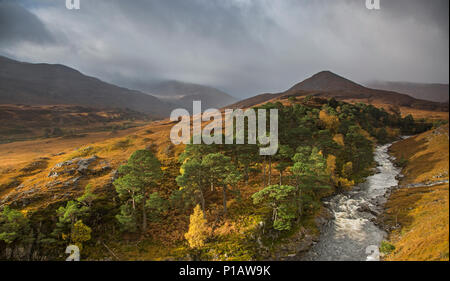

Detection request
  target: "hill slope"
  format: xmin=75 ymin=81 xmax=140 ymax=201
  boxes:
xmin=0 ymin=56 xmax=171 ymax=117
xmin=0 ymin=104 xmax=150 ymax=143
xmin=230 ymin=71 xmax=448 ymax=113
xmin=366 ymin=81 xmax=449 ymax=103
xmin=383 ymin=125 xmax=449 ymax=261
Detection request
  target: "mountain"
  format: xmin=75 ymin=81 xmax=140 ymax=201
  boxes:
xmin=230 ymin=71 xmax=448 ymax=112
xmin=0 ymin=56 xmax=171 ymax=117
xmin=288 ymin=71 xmax=366 ymax=93
xmin=144 ymin=80 xmax=238 ymax=109
xmin=365 ymin=81 xmax=449 ymax=103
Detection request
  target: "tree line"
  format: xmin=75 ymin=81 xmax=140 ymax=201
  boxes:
xmin=0 ymin=98 xmax=435 ymax=259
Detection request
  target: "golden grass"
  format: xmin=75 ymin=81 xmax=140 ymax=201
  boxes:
xmin=1 ymin=100 xmax=447 ymax=260
xmin=384 ymin=184 xmax=449 ymax=261
xmin=390 ymin=124 xmax=449 ymax=185
xmin=0 ymin=118 xmax=180 ymax=212
xmin=384 ymin=124 xmax=449 ymax=261
xmin=0 ymin=126 xmax=143 ymax=169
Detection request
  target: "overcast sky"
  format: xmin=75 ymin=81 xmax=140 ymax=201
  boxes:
xmin=0 ymin=0 xmax=448 ymax=98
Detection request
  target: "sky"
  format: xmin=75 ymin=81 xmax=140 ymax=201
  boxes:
xmin=0 ymin=0 xmax=448 ymax=98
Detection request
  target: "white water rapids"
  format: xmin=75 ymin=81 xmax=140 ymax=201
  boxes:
xmin=300 ymin=143 xmax=401 ymax=261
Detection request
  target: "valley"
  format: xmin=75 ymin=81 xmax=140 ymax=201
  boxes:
xmin=0 ymin=104 xmax=151 ymax=144
xmin=0 ymin=0 xmax=448 ymax=272
xmin=0 ymin=59 xmax=448 ymax=261
xmin=1 ymin=90 xmax=447 ymax=261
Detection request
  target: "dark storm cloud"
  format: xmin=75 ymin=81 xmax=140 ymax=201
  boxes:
xmin=0 ymin=0 xmax=448 ymax=98
xmin=382 ymin=0 xmax=449 ymax=32
xmin=0 ymin=0 xmax=54 ymax=48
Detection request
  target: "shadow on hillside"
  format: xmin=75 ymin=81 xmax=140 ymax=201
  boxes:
xmin=393 ymin=136 xmax=444 ymax=184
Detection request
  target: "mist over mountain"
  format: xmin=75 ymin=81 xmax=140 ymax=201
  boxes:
xmin=0 ymin=56 xmax=239 ymax=115
xmin=0 ymin=56 xmax=172 ymax=117
xmin=144 ymin=80 xmax=238 ymax=109
xmin=365 ymin=81 xmax=449 ymax=103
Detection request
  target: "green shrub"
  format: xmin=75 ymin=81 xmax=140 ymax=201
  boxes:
xmin=380 ymin=241 xmax=396 ymax=254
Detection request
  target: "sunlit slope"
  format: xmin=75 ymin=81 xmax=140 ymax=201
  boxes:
xmin=0 ymin=119 xmax=178 ymax=212
xmin=229 ymin=71 xmax=449 ymax=121
xmin=390 ymin=124 xmax=449 ymax=185
xmin=384 ymin=125 xmax=449 ymax=261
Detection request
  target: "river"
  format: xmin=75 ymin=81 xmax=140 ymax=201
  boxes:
xmin=300 ymin=143 xmax=400 ymax=261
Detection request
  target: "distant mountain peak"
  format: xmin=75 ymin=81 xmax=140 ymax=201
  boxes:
xmin=288 ymin=71 xmax=365 ymax=93
xmin=231 ymin=70 xmax=448 ymax=112
xmin=311 ymin=70 xmax=338 ymax=77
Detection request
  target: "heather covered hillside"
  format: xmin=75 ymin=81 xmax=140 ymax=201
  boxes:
xmin=0 ymin=97 xmax=438 ymax=261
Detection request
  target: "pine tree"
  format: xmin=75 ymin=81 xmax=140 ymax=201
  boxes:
xmin=114 ymin=150 xmax=163 ymax=233
xmin=177 ymin=152 xmax=241 ymax=216
xmin=201 ymin=153 xmax=241 ymax=215
xmin=0 ymin=206 xmax=32 ymax=244
xmin=145 ymin=192 xmax=168 ymax=221
xmin=52 ymin=185 xmax=96 ymax=241
xmin=275 ymin=145 xmax=293 ymax=185
xmin=176 ymin=158 xmax=208 ymax=214
xmin=291 ymin=146 xmax=331 ymax=217
xmin=252 ymin=185 xmax=297 ymax=231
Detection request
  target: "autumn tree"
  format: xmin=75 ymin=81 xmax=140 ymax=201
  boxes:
xmin=71 ymin=220 xmax=92 ymax=250
xmin=185 ymin=205 xmax=209 ymax=249
xmin=342 ymin=162 xmax=353 ymax=179
xmin=114 ymin=150 xmax=162 ymax=233
xmin=319 ymin=109 xmax=340 ymax=133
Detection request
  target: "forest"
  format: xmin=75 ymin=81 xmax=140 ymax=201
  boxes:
xmin=0 ymin=97 xmax=435 ymax=260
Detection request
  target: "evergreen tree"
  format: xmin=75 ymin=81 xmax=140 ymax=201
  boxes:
xmin=176 ymin=158 xmax=208 ymax=214
xmin=202 ymin=153 xmax=241 ymax=215
xmin=52 ymin=185 xmax=96 ymax=241
xmin=291 ymin=146 xmax=331 ymax=217
xmin=0 ymin=206 xmax=32 ymax=245
xmin=145 ymin=192 xmax=168 ymax=221
xmin=275 ymin=145 xmax=293 ymax=185
xmin=252 ymin=185 xmax=297 ymax=231
xmin=114 ymin=150 xmax=163 ymax=233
